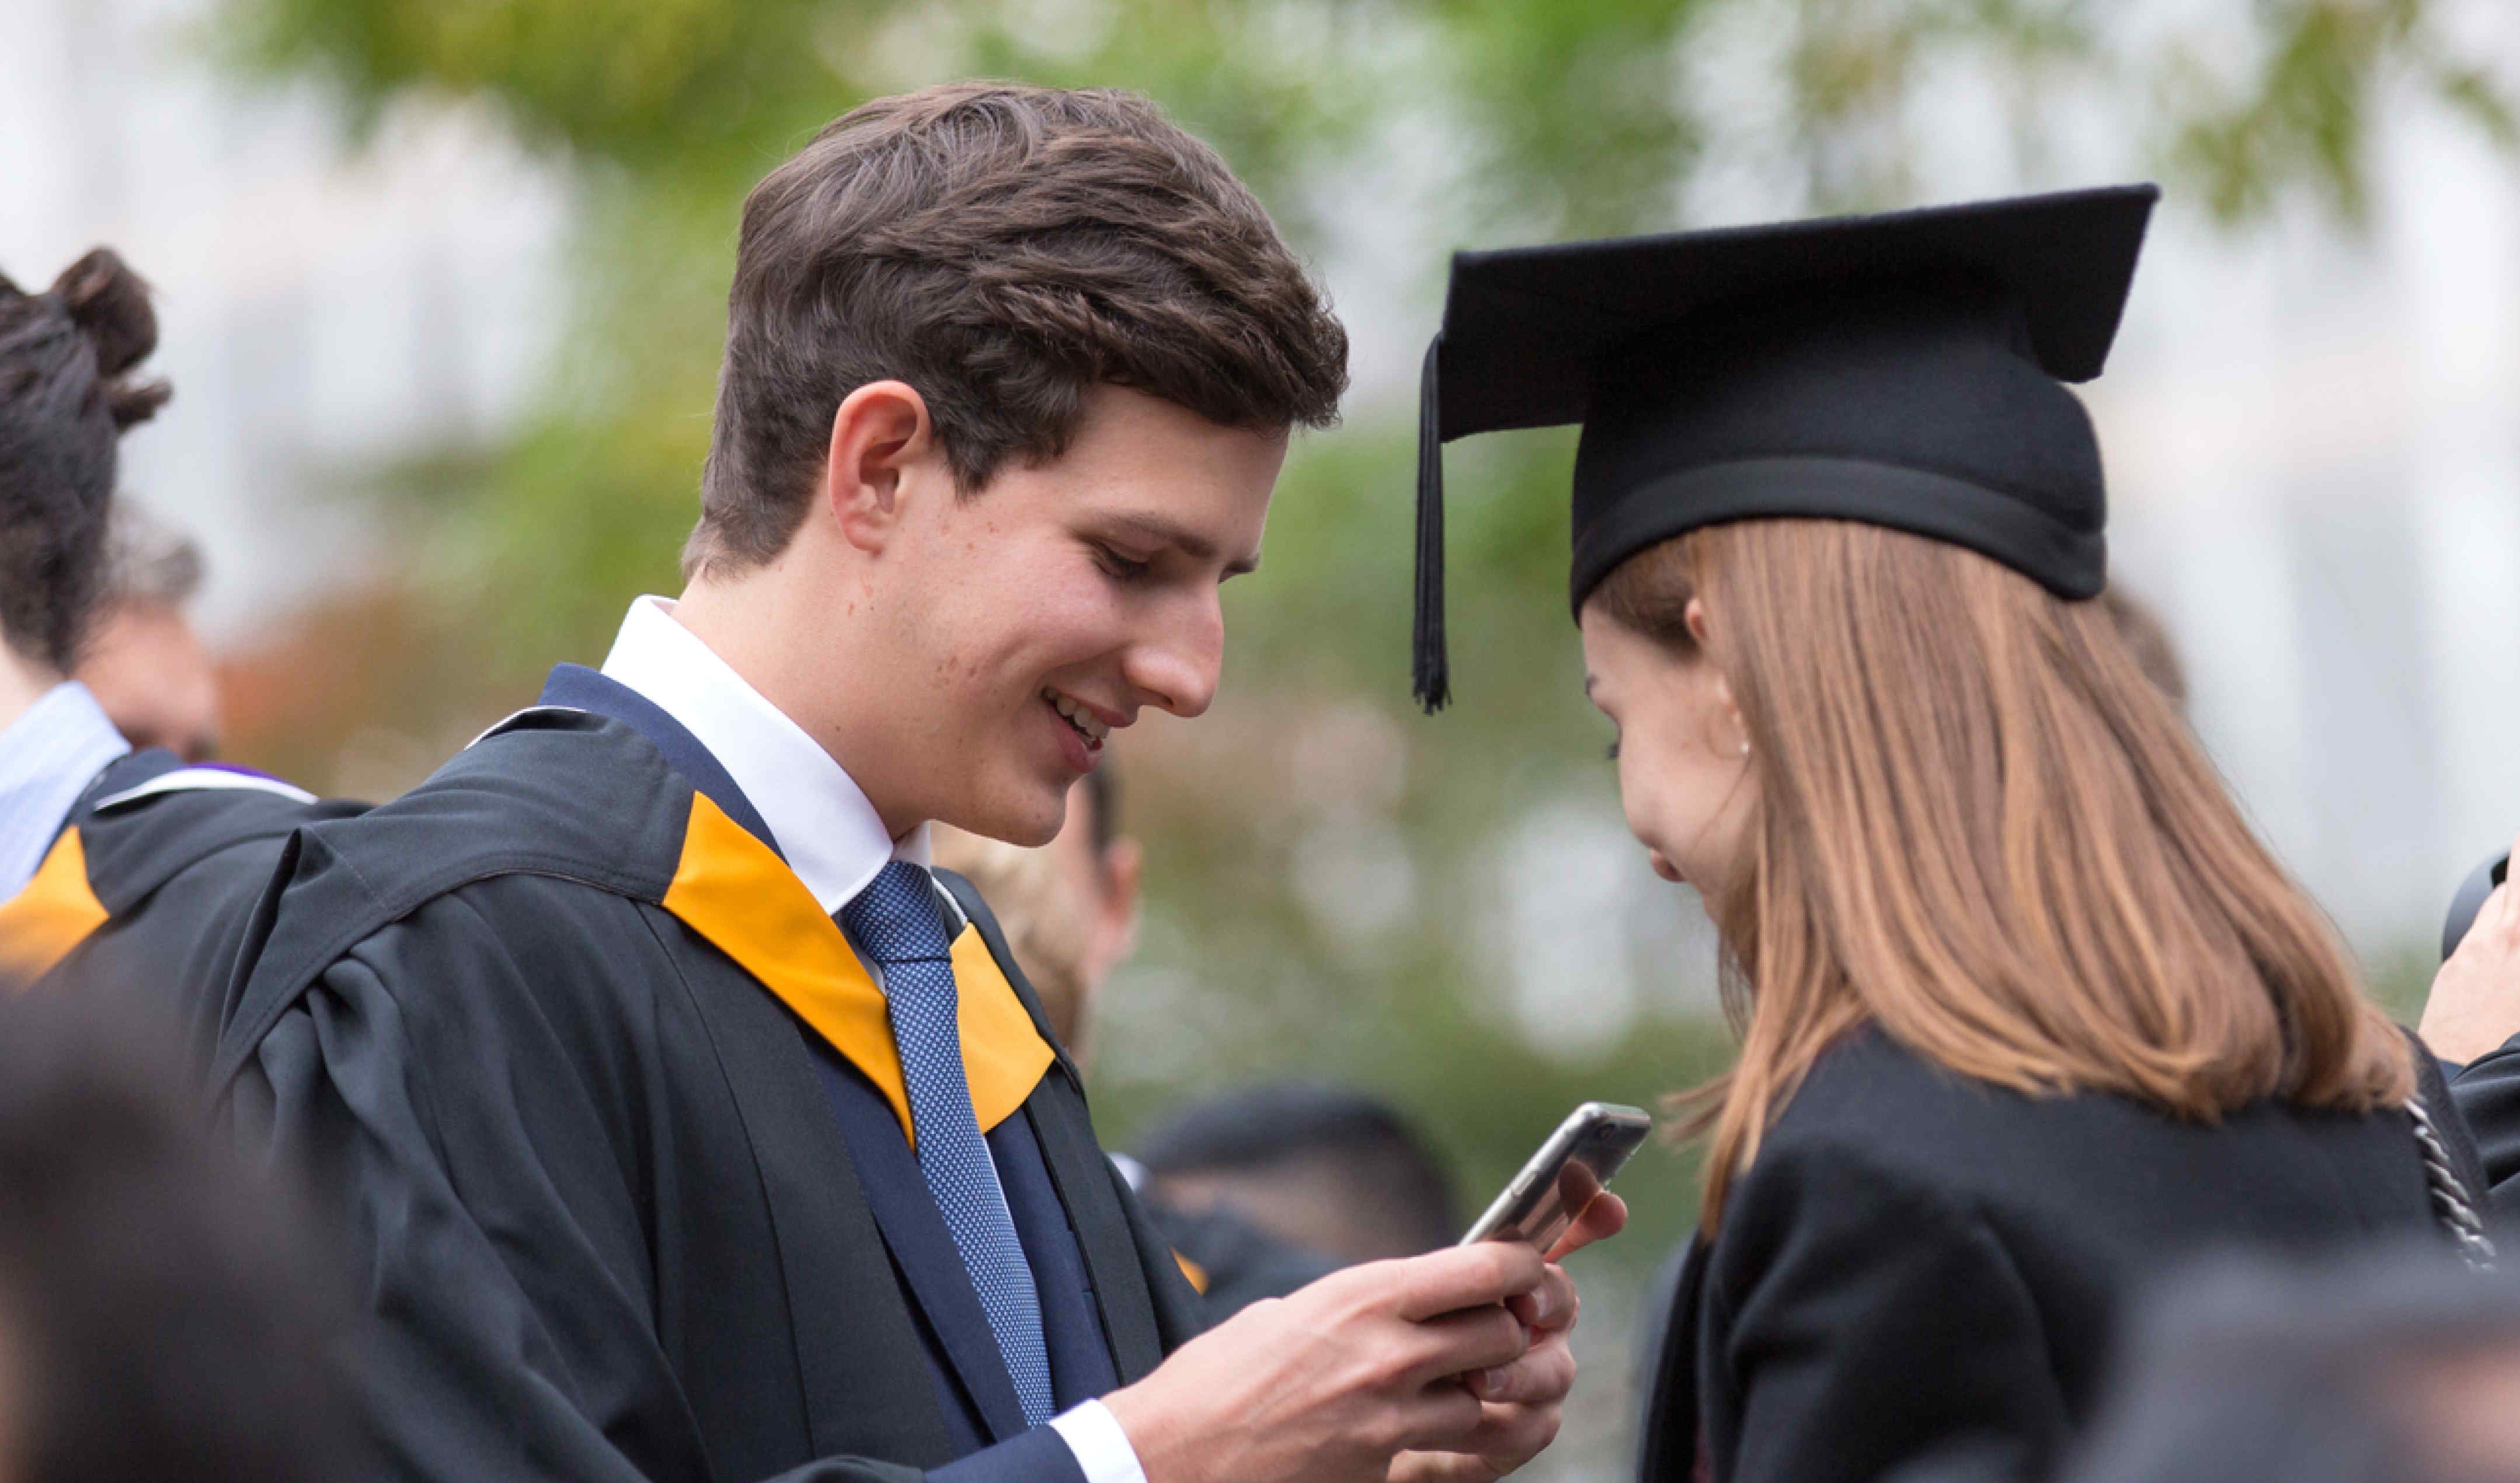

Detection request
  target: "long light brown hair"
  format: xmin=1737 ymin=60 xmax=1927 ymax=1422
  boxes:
xmin=1592 ymin=519 xmax=2413 ymax=1231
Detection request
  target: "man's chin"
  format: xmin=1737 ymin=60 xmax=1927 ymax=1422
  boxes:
xmin=935 ymin=784 xmax=1067 ymax=850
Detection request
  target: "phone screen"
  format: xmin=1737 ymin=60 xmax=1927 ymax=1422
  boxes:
xmin=1460 ymin=1103 xmax=1651 ymax=1250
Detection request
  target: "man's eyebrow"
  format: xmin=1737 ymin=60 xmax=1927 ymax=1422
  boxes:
xmin=1104 ymin=514 xmax=1260 ymax=576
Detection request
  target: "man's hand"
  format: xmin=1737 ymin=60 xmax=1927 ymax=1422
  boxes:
xmin=1102 ymin=1241 xmax=1544 ymax=1483
xmin=1388 ymin=1190 xmax=1630 ymax=1483
xmin=2424 ymin=829 xmax=2520 ymax=1065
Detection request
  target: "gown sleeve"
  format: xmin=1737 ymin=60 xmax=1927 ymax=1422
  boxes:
xmin=2449 ymin=1035 xmax=2520 ymax=1216
xmin=1704 ymin=1139 xmax=2070 ymax=1483
xmin=222 ymin=892 xmax=1085 ymax=1483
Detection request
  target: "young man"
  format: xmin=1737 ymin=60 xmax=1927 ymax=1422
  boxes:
xmin=210 ymin=84 xmax=1621 ymax=1483
xmin=0 ymin=250 xmax=354 ymax=1041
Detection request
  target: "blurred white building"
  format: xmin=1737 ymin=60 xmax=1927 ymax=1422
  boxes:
xmin=0 ymin=0 xmax=569 ymax=638
xmin=2100 ymin=97 xmax=2520 ymax=945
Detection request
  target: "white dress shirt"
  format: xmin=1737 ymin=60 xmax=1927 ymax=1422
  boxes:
xmin=0 ymin=681 xmax=129 ymax=900
xmin=594 ymin=597 xmax=1147 ymax=1483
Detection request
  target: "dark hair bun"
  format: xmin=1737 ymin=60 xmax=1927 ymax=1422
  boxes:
xmin=0 ymin=246 xmax=172 ymax=669
xmin=54 ymin=248 xmax=157 ymax=376
xmin=50 ymin=249 xmax=170 ymax=428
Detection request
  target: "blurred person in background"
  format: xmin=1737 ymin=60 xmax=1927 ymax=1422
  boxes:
xmin=1418 ymin=186 xmax=2480 ymax=1483
xmin=0 ymin=250 xmax=354 ymax=1051
xmin=0 ymin=987 xmax=356 ymax=1483
xmin=935 ymin=773 xmax=1447 ymax=1320
xmin=207 ymin=82 xmax=1620 ymax=1483
xmin=2420 ymin=828 xmax=2520 ymax=1219
xmin=2063 ymin=1251 xmax=2520 ymax=1483
xmin=930 ymin=765 xmax=1141 ymax=1063
xmin=0 ymin=250 xmax=170 ymax=901
xmin=1133 ymin=1085 xmax=1459 ymax=1317
xmin=74 ymin=503 xmax=219 ymax=763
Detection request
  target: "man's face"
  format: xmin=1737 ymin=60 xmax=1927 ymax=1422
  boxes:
xmin=874 ymin=387 xmax=1285 ymax=845
xmin=75 ymin=603 xmax=220 ymax=762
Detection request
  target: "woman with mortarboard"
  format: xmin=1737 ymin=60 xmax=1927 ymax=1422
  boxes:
xmin=1415 ymin=187 xmax=2491 ymax=1483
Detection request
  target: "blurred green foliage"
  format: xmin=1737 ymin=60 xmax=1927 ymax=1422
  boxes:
xmin=211 ymin=2 xmax=2511 ymax=1473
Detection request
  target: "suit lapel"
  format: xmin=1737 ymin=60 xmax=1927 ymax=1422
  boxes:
xmin=670 ymin=939 xmax=963 ymax=1466
xmin=815 ymin=1051 xmax=1033 ymax=1443
xmin=1024 ymin=1078 xmax=1167 ymax=1381
xmin=936 ymin=869 xmax=1168 ymax=1382
xmin=593 ymin=700 xmax=1056 ymax=1444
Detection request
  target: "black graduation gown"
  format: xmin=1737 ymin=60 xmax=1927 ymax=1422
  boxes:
xmin=206 ymin=706 xmax=1203 ymax=1483
xmin=0 ymin=750 xmax=360 ymax=1054
xmin=1634 ymin=1029 xmax=2463 ymax=1483
xmin=2442 ymin=1025 xmax=2520 ymax=1223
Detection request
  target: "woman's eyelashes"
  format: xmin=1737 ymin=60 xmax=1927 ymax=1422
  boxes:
xmin=1606 ymin=737 xmax=1621 ymax=761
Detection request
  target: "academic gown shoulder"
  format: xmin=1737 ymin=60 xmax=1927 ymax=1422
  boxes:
xmin=0 ymin=750 xmax=361 ymax=1058
xmin=208 ymin=711 xmax=1201 ymax=1483
xmin=1640 ymin=1028 xmax=2454 ymax=1483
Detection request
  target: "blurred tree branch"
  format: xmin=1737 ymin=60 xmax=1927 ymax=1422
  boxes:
xmin=209 ymin=0 xmax=2520 ymax=660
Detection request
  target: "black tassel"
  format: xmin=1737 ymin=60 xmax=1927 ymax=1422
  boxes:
xmin=1412 ymin=335 xmax=1450 ymax=712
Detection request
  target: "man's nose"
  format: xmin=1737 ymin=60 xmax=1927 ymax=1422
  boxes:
xmin=1125 ymin=594 xmax=1224 ymax=719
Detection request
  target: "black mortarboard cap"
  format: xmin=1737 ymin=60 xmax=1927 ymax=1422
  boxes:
xmin=1412 ymin=183 xmax=2159 ymax=711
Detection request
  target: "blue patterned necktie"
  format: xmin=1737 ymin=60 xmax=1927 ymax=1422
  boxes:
xmin=840 ymin=861 xmax=1055 ymax=1428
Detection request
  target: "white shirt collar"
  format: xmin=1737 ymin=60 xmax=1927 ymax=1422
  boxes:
xmin=597 ymin=596 xmax=927 ymax=914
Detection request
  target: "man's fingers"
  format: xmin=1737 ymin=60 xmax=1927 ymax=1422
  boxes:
xmin=1391 ymin=1444 xmax=1509 ymax=1483
xmin=1393 ymin=1377 xmax=1488 ymax=1452
xmin=1409 ymin=1303 xmax=1529 ymax=1383
xmin=1505 ymin=1265 xmax=1578 ymax=1331
xmin=1546 ymin=1190 xmax=1629 ymax=1262
xmin=1403 ymin=1398 xmax=1564 ymax=1472
xmin=1466 ymin=1328 xmax=1575 ymax=1406
xmin=1389 ymin=1242 xmax=1546 ymax=1320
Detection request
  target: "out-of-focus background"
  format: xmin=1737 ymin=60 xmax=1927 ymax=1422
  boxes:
xmin=7 ymin=1 xmax=2519 ymax=1475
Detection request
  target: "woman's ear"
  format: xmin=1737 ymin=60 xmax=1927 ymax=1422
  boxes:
xmin=1683 ymin=595 xmax=1714 ymax=649
xmin=824 ymin=380 xmax=937 ymax=554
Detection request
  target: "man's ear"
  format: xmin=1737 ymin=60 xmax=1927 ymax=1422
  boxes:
xmin=823 ymin=380 xmax=937 ymax=555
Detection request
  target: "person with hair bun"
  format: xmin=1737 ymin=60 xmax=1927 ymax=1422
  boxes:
xmin=1416 ymin=188 xmax=2481 ymax=1483
xmin=0 ymin=247 xmax=171 ymax=893
xmin=0 ymin=249 xmax=357 ymax=1049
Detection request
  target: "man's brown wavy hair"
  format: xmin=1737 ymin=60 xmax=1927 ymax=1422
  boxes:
xmin=687 ymin=81 xmax=1349 ymax=577
xmin=1590 ymin=519 xmax=2414 ymax=1231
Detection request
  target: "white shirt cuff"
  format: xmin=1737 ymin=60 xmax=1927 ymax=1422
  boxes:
xmin=1048 ymin=1399 xmax=1148 ymax=1483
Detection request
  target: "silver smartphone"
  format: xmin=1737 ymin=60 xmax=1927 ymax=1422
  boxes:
xmin=1459 ymin=1102 xmax=1652 ymax=1249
